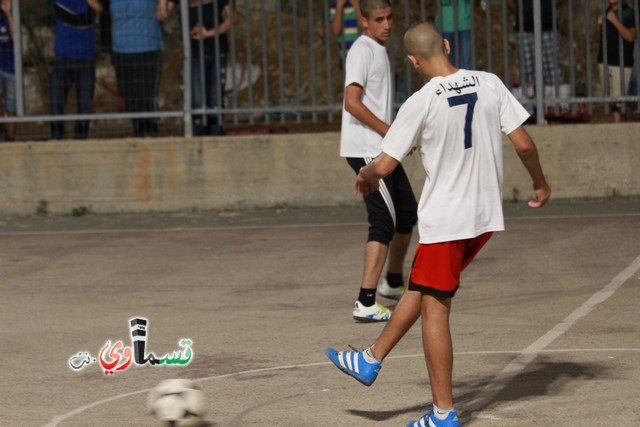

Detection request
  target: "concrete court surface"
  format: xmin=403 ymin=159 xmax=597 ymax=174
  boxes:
xmin=1 ymin=199 xmax=639 ymax=427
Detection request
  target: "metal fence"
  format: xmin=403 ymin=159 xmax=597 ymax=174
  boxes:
xmin=1 ymin=0 xmax=638 ymax=141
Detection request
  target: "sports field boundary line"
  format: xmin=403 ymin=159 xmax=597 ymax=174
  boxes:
xmin=464 ymin=253 xmax=640 ymax=418
xmin=43 ymin=347 xmax=640 ymax=426
xmin=5 ymin=210 xmax=640 ymax=237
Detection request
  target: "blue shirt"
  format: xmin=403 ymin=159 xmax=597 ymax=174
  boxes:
xmin=52 ymin=0 xmax=97 ymax=59
xmin=110 ymin=0 xmax=163 ymax=53
xmin=0 ymin=14 xmax=14 ymax=73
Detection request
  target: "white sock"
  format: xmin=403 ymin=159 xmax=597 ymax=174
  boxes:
xmin=362 ymin=347 xmax=380 ymax=364
xmin=433 ymin=404 xmax=453 ymax=420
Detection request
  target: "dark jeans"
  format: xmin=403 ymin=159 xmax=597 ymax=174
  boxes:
xmin=113 ymin=50 xmax=162 ymax=137
xmin=49 ymin=57 xmax=96 ymax=139
xmin=192 ymin=53 xmax=227 ymax=136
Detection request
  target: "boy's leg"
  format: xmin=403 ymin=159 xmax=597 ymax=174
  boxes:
xmin=352 ymin=240 xmax=393 ymax=321
xmin=346 ymin=157 xmax=395 ymax=321
xmin=1 ymin=72 xmax=16 ymax=140
xmin=74 ymin=59 xmax=96 ymax=139
xmin=191 ymin=56 xmax=207 ymax=135
xmin=370 ymin=288 xmax=421 ymax=360
xmin=325 ymin=288 xmax=421 ymax=385
xmin=421 ymin=294 xmax=454 ymax=409
xmin=380 ymin=163 xmax=417 ymax=297
xmin=361 ymin=241 xmax=388 ymax=289
xmin=49 ymin=60 xmax=70 ymax=139
xmin=389 ymin=165 xmax=417 ymax=274
xmin=386 ymin=231 xmax=411 ymax=274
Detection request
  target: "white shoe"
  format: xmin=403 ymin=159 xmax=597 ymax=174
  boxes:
xmin=353 ymin=301 xmax=392 ymax=322
xmin=377 ymin=277 xmax=405 ymax=300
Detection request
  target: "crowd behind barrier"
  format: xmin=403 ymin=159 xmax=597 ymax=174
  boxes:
xmin=0 ymin=0 xmax=637 ymax=142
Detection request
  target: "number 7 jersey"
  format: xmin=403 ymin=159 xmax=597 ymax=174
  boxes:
xmin=382 ymin=69 xmax=530 ymax=244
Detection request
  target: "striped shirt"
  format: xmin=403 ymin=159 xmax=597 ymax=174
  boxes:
xmin=329 ymin=1 xmax=360 ymax=52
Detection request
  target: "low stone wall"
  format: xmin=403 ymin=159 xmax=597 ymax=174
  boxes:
xmin=0 ymin=123 xmax=638 ymax=215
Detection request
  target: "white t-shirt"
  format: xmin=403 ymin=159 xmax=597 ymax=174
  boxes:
xmin=340 ymin=35 xmax=393 ymax=158
xmin=382 ymin=70 xmax=530 ymax=244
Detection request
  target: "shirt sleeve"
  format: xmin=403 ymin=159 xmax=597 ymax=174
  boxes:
xmin=343 ymin=41 xmax=370 ymax=89
xmin=381 ymin=92 xmax=424 ymax=161
xmin=495 ymin=74 xmax=530 ymax=135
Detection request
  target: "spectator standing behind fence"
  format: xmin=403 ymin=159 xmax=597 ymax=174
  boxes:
xmin=507 ymin=0 xmax=565 ymax=111
xmin=110 ymin=0 xmax=168 ymax=137
xmin=0 ymin=0 xmax=15 ymax=142
xmin=330 ymin=0 xmax=361 ymax=68
xmin=598 ymin=0 xmax=636 ymax=122
xmin=50 ymin=0 xmax=102 ymax=140
xmin=161 ymin=0 xmax=236 ymax=136
xmin=432 ymin=0 xmax=473 ymax=70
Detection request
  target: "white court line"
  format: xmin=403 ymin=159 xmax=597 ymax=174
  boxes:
xmin=43 ymin=348 xmax=640 ymax=426
xmin=4 ymin=208 xmax=640 ymax=237
xmin=464 ymin=253 xmax=640 ymax=417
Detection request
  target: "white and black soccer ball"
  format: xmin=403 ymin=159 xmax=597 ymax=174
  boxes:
xmin=147 ymin=378 xmax=208 ymax=427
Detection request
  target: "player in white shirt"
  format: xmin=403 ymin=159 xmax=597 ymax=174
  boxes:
xmin=326 ymin=22 xmax=551 ymax=427
xmin=340 ymin=0 xmax=418 ymax=323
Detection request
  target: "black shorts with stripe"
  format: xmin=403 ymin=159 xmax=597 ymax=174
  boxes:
xmin=347 ymin=157 xmax=418 ymax=245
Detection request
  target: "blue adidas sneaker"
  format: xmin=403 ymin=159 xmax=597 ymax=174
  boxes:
xmin=325 ymin=346 xmax=381 ymax=386
xmin=406 ymin=409 xmax=460 ymax=427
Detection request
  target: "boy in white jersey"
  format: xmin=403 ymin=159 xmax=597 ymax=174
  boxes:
xmin=341 ymin=0 xmax=418 ymax=322
xmin=326 ymin=22 xmax=551 ymax=427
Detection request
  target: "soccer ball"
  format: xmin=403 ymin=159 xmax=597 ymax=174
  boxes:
xmin=147 ymin=379 xmax=208 ymax=426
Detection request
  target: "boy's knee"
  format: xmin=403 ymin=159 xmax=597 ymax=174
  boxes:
xmin=368 ymin=223 xmax=394 ymax=245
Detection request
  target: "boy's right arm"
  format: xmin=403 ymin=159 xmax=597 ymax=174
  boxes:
xmin=344 ymin=83 xmax=391 ymax=137
xmin=606 ymin=10 xmax=637 ymax=42
xmin=330 ymin=0 xmax=346 ymax=37
xmin=507 ymin=126 xmax=551 ymax=208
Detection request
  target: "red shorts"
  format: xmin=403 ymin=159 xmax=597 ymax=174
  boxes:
xmin=408 ymin=232 xmax=493 ymax=298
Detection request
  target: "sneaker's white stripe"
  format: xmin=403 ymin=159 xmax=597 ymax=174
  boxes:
xmin=345 ymin=352 xmax=353 ymax=371
xmin=353 ymin=352 xmax=359 ymax=373
xmin=427 ymin=417 xmax=436 ymax=427
xmin=338 ymin=352 xmax=348 ymax=370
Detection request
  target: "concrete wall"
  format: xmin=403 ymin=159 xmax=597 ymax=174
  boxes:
xmin=0 ymin=123 xmax=638 ymax=215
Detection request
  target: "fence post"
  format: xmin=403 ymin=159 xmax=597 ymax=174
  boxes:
xmin=180 ymin=0 xmax=193 ymax=137
xmin=12 ymin=0 xmax=24 ymax=117
xmin=533 ymin=0 xmax=545 ymax=124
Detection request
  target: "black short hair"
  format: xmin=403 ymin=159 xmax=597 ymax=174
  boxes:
xmin=360 ymin=0 xmax=392 ymax=19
